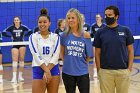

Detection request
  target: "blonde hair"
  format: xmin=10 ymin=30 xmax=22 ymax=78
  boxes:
xmin=81 ymin=13 xmax=85 ymax=22
xmin=57 ymin=18 xmax=65 ymax=28
xmin=65 ymin=8 xmax=83 ymax=34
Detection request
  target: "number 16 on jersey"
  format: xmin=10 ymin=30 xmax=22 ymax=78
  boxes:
xmin=43 ymin=46 xmax=50 ymax=54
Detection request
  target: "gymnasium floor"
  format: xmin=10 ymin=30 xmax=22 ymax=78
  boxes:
xmin=0 ymin=62 xmax=140 ymax=93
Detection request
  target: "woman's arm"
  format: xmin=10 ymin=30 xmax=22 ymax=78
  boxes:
xmin=48 ymin=35 xmax=60 ymax=70
xmin=29 ymin=34 xmax=45 ymax=66
xmin=84 ymin=31 xmax=93 ymax=63
xmin=2 ymin=26 xmax=12 ymax=37
xmin=22 ymin=25 xmax=32 ymax=36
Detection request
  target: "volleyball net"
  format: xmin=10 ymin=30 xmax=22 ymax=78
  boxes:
xmin=0 ymin=36 xmax=139 ymax=47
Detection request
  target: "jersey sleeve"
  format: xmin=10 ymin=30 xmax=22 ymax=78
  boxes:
xmin=0 ymin=33 xmax=2 ymax=42
xmin=33 ymin=27 xmax=39 ymax=33
xmin=22 ymin=25 xmax=30 ymax=31
xmin=87 ymin=24 xmax=91 ymax=32
xmin=49 ymin=34 xmax=60 ymax=65
xmin=90 ymin=24 xmax=96 ymax=38
xmin=2 ymin=25 xmax=12 ymax=37
xmin=29 ymin=33 xmax=45 ymax=66
xmin=54 ymin=29 xmax=59 ymax=35
xmin=93 ymin=30 xmax=101 ymax=48
xmin=22 ymin=25 xmax=32 ymax=36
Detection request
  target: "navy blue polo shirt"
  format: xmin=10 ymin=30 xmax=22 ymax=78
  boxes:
xmin=93 ymin=25 xmax=134 ymax=69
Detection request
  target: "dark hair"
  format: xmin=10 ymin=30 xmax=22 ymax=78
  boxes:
xmin=96 ymin=13 xmax=102 ymax=18
xmin=105 ymin=5 xmax=120 ymax=17
xmin=38 ymin=8 xmax=50 ymax=22
xmin=13 ymin=16 xmax=21 ymax=25
xmin=96 ymin=13 xmax=104 ymax=22
xmin=57 ymin=19 xmax=65 ymax=28
xmin=40 ymin=8 xmax=48 ymax=15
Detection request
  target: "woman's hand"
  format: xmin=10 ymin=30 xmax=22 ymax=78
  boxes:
xmin=11 ymin=36 xmax=13 ymax=39
xmin=43 ymin=69 xmax=52 ymax=84
xmin=40 ymin=63 xmax=52 ymax=83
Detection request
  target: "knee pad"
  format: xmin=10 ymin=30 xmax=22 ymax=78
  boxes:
xmin=93 ymin=57 xmax=95 ymax=62
xmin=0 ymin=65 xmax=3 ymax=70
xmin=12 ymin=62 xmax=18 ymax=68
xmin=19 ymin=61 xmax=24 ymax=67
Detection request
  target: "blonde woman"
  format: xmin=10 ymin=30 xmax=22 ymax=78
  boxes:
xmin=60 ymin=8 xmax=92 ymax=93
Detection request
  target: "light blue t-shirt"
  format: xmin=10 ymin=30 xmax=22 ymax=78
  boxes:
xmin=60 ymin=32 xmax=92 ymax=76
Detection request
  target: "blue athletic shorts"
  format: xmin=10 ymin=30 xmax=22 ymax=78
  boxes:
xmin=32 ymin=64 xmax=60 ymax=79
xmin=89 ymin=61 xmax=94 ymax=64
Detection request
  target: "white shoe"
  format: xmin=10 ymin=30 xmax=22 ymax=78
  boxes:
xmin=0 ymin=79 xmax=3 ymax=83
xmin=11 ymin=78 xmax=17 ymax=83
xmin=18 ymin=77 xmax=24 ymax=82
xmin=93 ymin=71 xmax=98 ymax=78
xmin=93 ymin=74 xmax=97 ymax=78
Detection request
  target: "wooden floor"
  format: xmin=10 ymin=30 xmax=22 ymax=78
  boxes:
xmin=0 ymin=63 xmax=140 ymax=93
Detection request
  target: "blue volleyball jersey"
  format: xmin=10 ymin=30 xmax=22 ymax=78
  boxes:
xmin=33 ymin=27 xmax=39 ymax=33
xmin=91 ymin=23 xmax=106 ymax=38
xmin=3 ymin=24 xmax=31 ymax=42
xmin=61 ymin=32 xmax=92 ymax=76
xmin=83 ymin=23 xmax=90 ymax=32
xmin=54 ymin=28 xmax=64 ymax=36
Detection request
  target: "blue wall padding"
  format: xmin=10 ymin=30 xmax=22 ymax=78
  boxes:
xmin=0 ymin=0 xmax=140 ymax=63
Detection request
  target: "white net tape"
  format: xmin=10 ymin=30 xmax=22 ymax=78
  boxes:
xmin=0 ymin=41 xmax=29 ymax=46
xmin=0 ymin=36 xmax=140 ymax=46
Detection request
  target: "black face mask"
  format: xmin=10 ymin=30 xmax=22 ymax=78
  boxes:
xmin=105 ymin=16 xmax=116 ymax=25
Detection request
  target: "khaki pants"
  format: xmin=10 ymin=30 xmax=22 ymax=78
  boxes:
xmin=98 ymin=69 xmax=130 ymax=93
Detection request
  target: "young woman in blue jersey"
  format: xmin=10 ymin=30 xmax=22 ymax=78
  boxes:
xmin=91 ymin=14 xmax=106 ymax=38
xmin=2 ymin=16 xmax=32 ymax=83
xmin=54 ymin=18 xmax=65 ymax=36
xmin=60 ymin=8 xmax=92 ymax=93
xmin=0 ymin=33 xmax=3 ymax=83
xmin=29 ymin=8 xmax=60 ymax=93
xmin=91 ymin=14 xmax=106 ymax=79
xmin=81 ymin=14 xmax=90 ymax=32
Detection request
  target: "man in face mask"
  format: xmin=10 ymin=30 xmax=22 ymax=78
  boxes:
xmin=104 ymin=7 xmax=118 ymax=26
xmin=93 ymin=5 xmax=134 ymax=93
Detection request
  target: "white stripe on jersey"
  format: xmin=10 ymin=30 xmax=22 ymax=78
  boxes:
xmin=29 ymin=32 xmax=60 ymax=67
